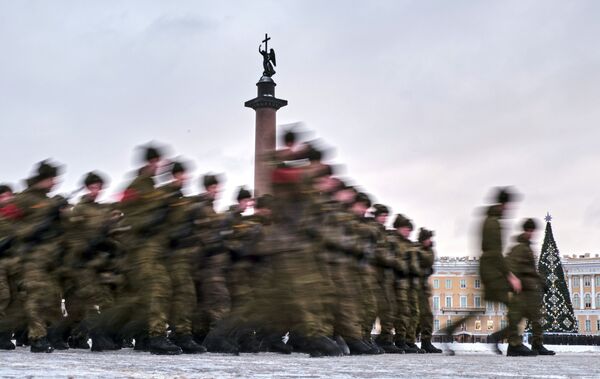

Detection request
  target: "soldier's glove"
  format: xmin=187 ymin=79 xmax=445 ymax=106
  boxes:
xmin=423 ymin=267 xmax=434 ymax=277
xmin=393 ymin=268 xmax=407 ymax=279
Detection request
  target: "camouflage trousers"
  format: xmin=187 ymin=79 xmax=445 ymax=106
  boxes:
xmin=193 ymin=251 xmax=231 ymax=338
xmin=22 ymin=242 xmax=63 ymax=340
xmin=417 ymin=283 xmax=433 ymax=342
xmin=167 ymin=247 xmax=197 ymax=336
xmin=375 ymin=270 xmax=396 ymax=343
xmin=357 ymin=263 xmax=378 ymax=339
xmin=328 ymin=259 xmax=362 ymax=340
xmin=405 ymin=283 xmax=420 ymax=344
xmin=393 ymin=279 xmax=410 ymax=342
xmin=507 ymin=289 xmax=543 ymax=346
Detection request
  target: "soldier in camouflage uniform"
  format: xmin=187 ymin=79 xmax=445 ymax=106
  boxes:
xmin=0 ymin=184 xmax=17 ymax=350
xmin=369 ymin=204 xmax=404 ymax=354
xmin=415 ymin=227 xmax=442 ymax=353
xmin=443 ymin=187 xmax=522 ymax=355
xmin=9 ymin=161 xmax=66 ymax=353
xmin=118 ymin=146 xmax=182 ymax=355
xmin=506 ymin=218 xmax=554 ymax=356
xmin=61 ymin=172 xmax=119 ymax=350
xmin=388 ymin=214 xmax=422 ymax=353
xmin=158 ymin=162 xmax=206 ymax=354
xmin=192 ymin=174 xmax=233 ymax=351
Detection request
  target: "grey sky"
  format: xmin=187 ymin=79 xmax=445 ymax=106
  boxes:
xmin=1 ymin=1 xmax=599 ymax=256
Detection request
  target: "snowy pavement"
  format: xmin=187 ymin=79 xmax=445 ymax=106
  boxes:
xmin=1 ymin=343 xmax=599 ymax=378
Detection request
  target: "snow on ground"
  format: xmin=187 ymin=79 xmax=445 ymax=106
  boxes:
xmin=1 ymin=344 xmax=599 ymax=379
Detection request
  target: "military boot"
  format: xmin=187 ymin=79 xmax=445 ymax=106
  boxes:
xmin=68 ymin=335 xmax=90 ymax=349
xmin=307 ymin=336 xmax=343 ymax=357
xmin=30 ymin=336 xmax=54 ymax=353
xmin=91 ymin=333 xmax=119 ymax=352
xmin=121 ymin=338 xmax=134 ymax=349
xmin=0 ymin=332 xmax=16 ymax=350
xmin=346 ymin=338 xmax=377 ymax=355
xmin=172 ymin=334 xmax=207 ymax=354
xmin=148 ymin=336 xmax=183 ymax=355
xmin=420 ymin=339 xmax=442 ymax=353
xmin=531 ymin=344 xmax=555 ymax=356
xmin=507 ymin=344 xmax=538 ymax=357
xmin=15 ymin=329 xmax=28 ymax=346
xmin=48 ymin=328 xmax=69 ymax=350
xmin=133 ymin=334 xmax=149 ymax=352
xmin=334 ymin=335 xmax=350 ymax=355
xmin=397 ymin=338 xmax=417 ymax=353
xmin=265 ymin=334 xmax=293 ymax=355
xmin=406 ymin=342 xmax=426 ymax=354
xmin=202 ymin=330 xmax=240 ymax=355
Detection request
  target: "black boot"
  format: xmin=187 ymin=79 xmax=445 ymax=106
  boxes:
xmin=507 ymin=344 xmax=538 ymax=356
xmin=398 ymin=339 xmax=418 ymax=353
xmin=68 ymin=335 xmax=90 ymax=349
xmin=121 ymin=338 xmax=134 ymax=349
xmin=531 ymin=344 xmax=555 ymax=356
xmin=134 ymin=334 xmax=149 ymax=352
xmin=91 ymin=334 xmax=118 ymax=352
xmin=30 ymin=336 xmax=54 ymax=353
xmin=346 ymin=338 xmax=378 ymax=355
xmin=406 ymin=342 xmax=425 ymax=354
xmin=0 ymin=332 xmax=16 ymax=350
xmin=15 ymin=329 xmax=28 ymax=347
xmin=307 ymin=336 xmax=343 ymax=357
xmin=202 ymin=330 xmax=240 ymax=355
xmin=421 ymin=339 xmax=442 ymax=353
xmin=376 ymin=335 xmax=404 ymax=354
xmin=172 ymin=334 xmax=207 ymax=354
xmin=334 ymin=335 xmax=350 ymax=355
xmin=149 ymin=336 xmax=183 ymax=355
xmin=48 ymin=328 xmax=69 ymax=350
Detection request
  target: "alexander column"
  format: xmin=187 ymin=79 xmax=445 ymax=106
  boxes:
xmin=245 ymin=34 xmax=287 ymax=196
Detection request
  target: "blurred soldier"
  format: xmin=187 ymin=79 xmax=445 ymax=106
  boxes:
xmin=350 ymin=192 xmax=384 ymax=354
xmin=443 ymin=187 xmax=522 ymax=355
xmin=161 ymin=162 xmax=206 ymax=354
xmin=193 ymin=174 xmax=232 ymax=350
xmin=9 ymin=160 xmax=66 ymax=352
xmin=416 ymin=228 xmax=442 ymax=353
xmin=61 ymin=171 xmax=118 ymax=350
xmin=370 ymin=204 xmax=403 ymax=354
xmin=506 ymin=219 xmax=555 ymax=356
xmin=389 ymin=214 xmax=421 ymax=353
xmin=119 ymin=146 xmax=182 ymax=355
xmin=0 ymin=184 xmax=17 ymax=350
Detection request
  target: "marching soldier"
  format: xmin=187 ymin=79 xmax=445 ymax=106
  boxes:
xmin=0 ymin=184 xmax=17 ymax=350
xmin=416 ymin=227 xmax=442 ymax=353
xmin=506 ymin=218 xmax=555 ymax=356
xmin=9 ymin=161 xmax=66 ymax=353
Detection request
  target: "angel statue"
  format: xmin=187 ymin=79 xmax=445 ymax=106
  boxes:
xmin=259 ymin=42 xmax=276 ymax=77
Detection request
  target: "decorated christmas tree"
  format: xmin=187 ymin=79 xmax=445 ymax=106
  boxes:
xmin=537 ymin=213 xmax=577 ymax=333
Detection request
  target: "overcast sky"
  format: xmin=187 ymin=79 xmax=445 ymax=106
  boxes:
xmin=1 ymin=0 xmax=599 ymax=257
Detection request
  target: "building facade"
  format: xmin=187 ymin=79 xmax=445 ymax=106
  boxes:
xmin=563 ymin=254 xmax=600 ymax=335
xmin=429 ymin=256 xmax=508 ymax=342
xmin=428 ymin=254 xmax=600 ymax=341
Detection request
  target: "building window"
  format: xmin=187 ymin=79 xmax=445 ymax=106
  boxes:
xmin=460 ymin=296 xmax=467 ymax=308
xmin=460 ymin=279 xmax=466 ymax=289
xmin=487 ymin=320 xmax=494 ymax=331
xmin=445 ymin=279 xmax=452 ymax=289
xmin=475 ymin=320 xmax=481 ymax=331
xmin=474 ymin=296 xmax=481 ymax=308
xmin=573 ymin=294 xmax=580 ymax=309
xmin=596 ymin=294 xmax=600 ymax=308
xmin=596 ymin=320 xmax=600 ymax=332
xmin=446 ymin=319 xmax=452 ymax=329
xmin=486 ymin=301 xmax=494 ymax=312
xmin=595 ymin=276 xmax=600 ymax=287
xmin=585 ymin=319 xmax=591 ymax=332
xmin=584 ymin=294 xmax=592 ymax=309
xmin=584 ymin=276 xmax=591 ymax=287
xmin=474 ymin=279 xmax=481 ymax=289
xmin=498 ymin=302 xmax=506 ymax=312
xmin=445 ymin=296 xmax=452 ymax=308
xmin=460 ymin=323 xmax=466 ymax=331
xmin=434 ymin=319 xmax=440 ymax=331
xmin=573 ymin=278 xmax=579 ymax=288
xmin=501 ymin=319 xmax=508 ymax=329
xmin=433 ymin=296 xmax=440 ymax=311
xmin=433 ymin=279 xmax=440 ymax=289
